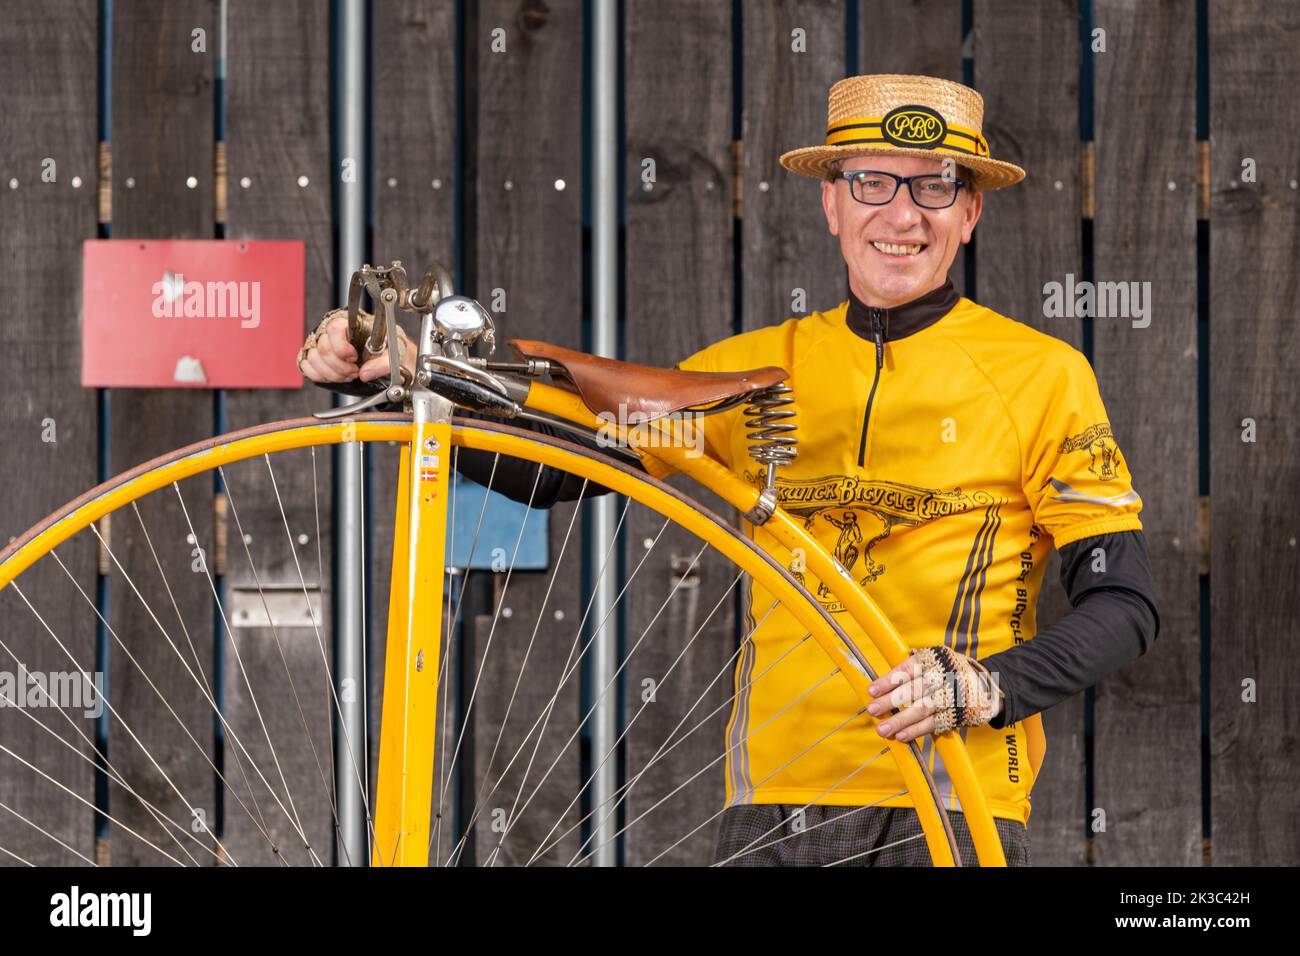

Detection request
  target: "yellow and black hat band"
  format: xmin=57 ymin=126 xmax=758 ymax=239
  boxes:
xmin=826 ymin=105 xmax=990 ymax=158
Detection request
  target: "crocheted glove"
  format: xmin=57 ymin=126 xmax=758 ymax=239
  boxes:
xmin=908 ymin=645 xmax=1001 ymax=735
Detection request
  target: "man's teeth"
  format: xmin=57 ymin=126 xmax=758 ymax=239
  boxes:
xmin=872 ymin=241 xmax=923 ymax=256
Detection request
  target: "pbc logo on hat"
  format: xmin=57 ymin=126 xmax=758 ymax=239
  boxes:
xmin=881 ymin=105 xmax=947 ymax=149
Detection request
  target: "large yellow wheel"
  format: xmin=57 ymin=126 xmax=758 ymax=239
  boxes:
xmin=0 ymin=414 xmax=1000 ymax=866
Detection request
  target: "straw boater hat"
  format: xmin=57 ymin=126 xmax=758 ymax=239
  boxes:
xmin=779 ymin=73 xmax=1025 ymax=191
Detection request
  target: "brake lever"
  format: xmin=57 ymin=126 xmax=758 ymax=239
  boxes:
xmin=312 ymin=385 xmax=404 ymax=419
xmin=379 ymin=288 xmax=404 ymax=393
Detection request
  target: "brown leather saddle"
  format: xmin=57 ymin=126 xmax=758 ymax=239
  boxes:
xmin=509 ymin=339 xmax=787 ymax=421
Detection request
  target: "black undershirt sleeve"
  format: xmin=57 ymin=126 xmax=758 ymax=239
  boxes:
xmin=981 ymin=528 xmax=1161 ymax=729
xmin=448 ymin=409 xmax=640 ymax=507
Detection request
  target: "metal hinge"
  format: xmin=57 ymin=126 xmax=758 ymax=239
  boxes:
xmin=215 ymin=140 xmax=227 ymax=226
xmin=96 ymin=513 xmax=111 ymax=576
xmin=213 ymin=491 xmax=228 ymax=577
xmin=97 ymin=141 xmax=111 ymax=224
xmin=1081 ymin=141 xmax=1095 ymax=220
xmin=229 ymin=585 xmax=324 ymax=630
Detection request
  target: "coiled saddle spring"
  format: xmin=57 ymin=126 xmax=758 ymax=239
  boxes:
xmin=745 ymin=384 xmax=798 ymax=472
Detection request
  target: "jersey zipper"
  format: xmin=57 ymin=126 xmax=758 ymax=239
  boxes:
xmin=856 ymin=307 xmax=885 ymax=468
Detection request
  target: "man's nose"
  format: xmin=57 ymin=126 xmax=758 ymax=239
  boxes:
xmin=877 ymin=186 xmax=923 ymax=228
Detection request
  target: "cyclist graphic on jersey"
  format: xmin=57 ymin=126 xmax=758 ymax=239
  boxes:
xmin=1058 ymin=422 xmax=1122 ymax=481
xmin=817 ymin=511 xmax=860 ymax=598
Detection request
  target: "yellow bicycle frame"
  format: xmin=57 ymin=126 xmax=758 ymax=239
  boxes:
xmin=372 ymin=420 xmax=453 ymax=866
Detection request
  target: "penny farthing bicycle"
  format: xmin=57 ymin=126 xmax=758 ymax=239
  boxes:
xmin=0 ymin=260 xmax=1007 ymax=867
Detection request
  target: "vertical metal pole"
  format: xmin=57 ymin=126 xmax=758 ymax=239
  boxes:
xmin=334 ymin=0 xmax=368 ymax=867
xmin=589 ymin=0 xmax=618 ymax=867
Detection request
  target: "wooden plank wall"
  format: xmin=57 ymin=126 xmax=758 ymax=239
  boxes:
xmin=1092 ymin=0 xmax=1200 ymax=866
xmin=0 ymin=0 xmax=99 ymax=866
xmin=220 ymin=0 xmax=336 ymax=866
xmin=973 ymin=0 xmax=1085 ymax=866
xmin=106 ymin=0 xmax=218 ymax=866
xmin=467 ymin=0 xmax=586 ymax=866
xmin=742 ymin=1 xmax=846 ymax=334
xmin=1209 ymin=0 xmax=1300 ymax=866
xmin=622 ymin=0 xmax=737 ymax=866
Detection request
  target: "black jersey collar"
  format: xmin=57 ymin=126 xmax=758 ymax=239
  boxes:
xmin=845 ymin=277 xmax=960 ymax=342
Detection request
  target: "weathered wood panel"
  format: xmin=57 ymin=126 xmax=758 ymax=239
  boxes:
xmin=1208 ymin=0 xmax=1300 ymax=866
xmin=0 ymin=0 xmax=99 ymax=866
xmin=624 ymin=0 xmax=737 ymax=866
xmin=743 ymin=0 xmax=847 ymax=335
xmin=974 ymin=0 xmax=1085 ymax=866
xmin=465 ymin=0 xmax=585 ymax=865
xmin=107 ymin=0 xmax=220 ymax=865
xmin=220 ymin=0 xmax=337 ymax=867
xmin=859 ymin=0 xmax=963 ymax=82
xmin=1092 ymin=0 xmax=1200 ymax=865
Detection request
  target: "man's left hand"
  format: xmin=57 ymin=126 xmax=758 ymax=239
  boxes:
xmin=865 ymin=648 xmax=1003 ymax=742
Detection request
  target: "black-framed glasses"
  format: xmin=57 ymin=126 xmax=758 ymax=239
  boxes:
xmin=834 ymin=169 xmax=967 ymax=209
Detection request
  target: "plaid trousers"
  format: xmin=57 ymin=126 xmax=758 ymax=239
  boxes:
xmin=713 ymin=803 xmax=1031 ymax=867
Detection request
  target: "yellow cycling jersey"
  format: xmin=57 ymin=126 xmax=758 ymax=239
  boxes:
xmin=673 ymin=283 xmax=1144 ymax=825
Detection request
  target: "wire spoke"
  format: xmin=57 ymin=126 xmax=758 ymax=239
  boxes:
xmin=6 ymin=580 xmax=232 ymax=865
xmin=460 ymin=478 xmax=587 ymax=862
xmin=434 ymin=462 xmax=544 ymax=858
xmin=0 ymin=741 xmax=186 ymax=866
xmin=123 ymin=501 xmax=276 ymax=857
xmin=507 ymin=545 xmax=730 ymax=866
xmin=46 ymin=546 xmax=283 ymax=859
xmin=530 ymin=602 xmax=794 ymax=865
xmin=0 ymin=798 xmax=94 ymax=866
xmin=572 ymin=671 xmax=850 ymax=867
xmin=441 ymin=494 xmax=635 ymax=867
xmin=639 ymin=703 xmax=870 ymax=867
xmin=220 ymin=460 xmax=355 ymax=865
xmin=467 ymin=512 xmax=677 ymax=866
xmin=822 ymin=831 xmax=929 ymax=867
xmin=171 ymin=480 xmax=317 ymax=863
xmin=91 ymin=516 xmax=316 ymax=859
xmin=0 ymin=676 xmax=222 ymax=866
xmin=712 ymin=772 xmax=900 ymax=867
xmin=431 ymin=445 xmax=460 ymax=862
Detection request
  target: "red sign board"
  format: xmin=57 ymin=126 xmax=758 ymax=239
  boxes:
xmin=82 ymin=239 xmax=306 ymax=388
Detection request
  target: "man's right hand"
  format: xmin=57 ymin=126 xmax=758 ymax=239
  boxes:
xmin=298 ymin=309 xmax=415 ymax=386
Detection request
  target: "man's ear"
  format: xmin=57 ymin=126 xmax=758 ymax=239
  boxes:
xmin=822 ymin=179 xmax=840 ymax=236
xmin=960 ymin=188 xmax=983 ymax=244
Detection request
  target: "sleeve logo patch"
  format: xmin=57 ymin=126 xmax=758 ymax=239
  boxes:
xmin=881 ymin=105 xmax=947 ymax=149
xmin=1058 ymin=423 xmax=1122 ymax=481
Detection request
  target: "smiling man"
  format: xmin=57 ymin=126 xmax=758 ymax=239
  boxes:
xmin=674 ymin=74 xmax=1160 ymax=867
xmin=298 ymin=73 xmax=1160 ymax=868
